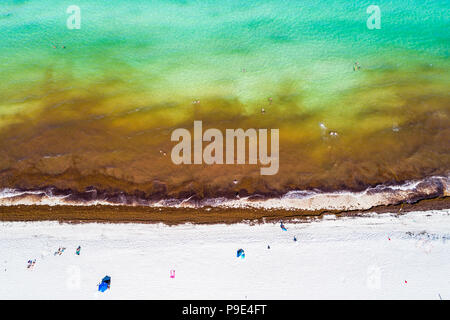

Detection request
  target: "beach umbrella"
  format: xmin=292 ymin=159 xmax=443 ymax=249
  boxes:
xmin=98 ymin=275 xmax=111 ymax=292
xmin=237 ymin=249 xmax=245 ymax=259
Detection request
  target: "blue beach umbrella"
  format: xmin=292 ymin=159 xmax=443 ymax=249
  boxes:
xmin=98 ymin=275 xmax=111 ymax=292
xmin=98 ymin=281 xmax=108 ymax=292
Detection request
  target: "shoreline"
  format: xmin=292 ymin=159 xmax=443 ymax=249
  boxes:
xmin=0 ymin=196 xmax=448 ymax=225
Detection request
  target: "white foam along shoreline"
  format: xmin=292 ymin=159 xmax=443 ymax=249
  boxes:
xmin=0 ymin=175 xmax=448 ymax=211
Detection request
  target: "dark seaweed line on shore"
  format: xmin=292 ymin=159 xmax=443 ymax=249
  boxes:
xmin=0 ymin=195 xmax=448 ymax=225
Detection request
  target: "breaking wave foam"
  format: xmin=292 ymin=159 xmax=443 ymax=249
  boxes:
xmin=0 ymin=176 xmax=448 ymax=211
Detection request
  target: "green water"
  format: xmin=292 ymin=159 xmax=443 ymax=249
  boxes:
xmin=0 ymin=0 xmax=448 ymax=196
xmin=1 ymin=0 xmax=448 ymax=109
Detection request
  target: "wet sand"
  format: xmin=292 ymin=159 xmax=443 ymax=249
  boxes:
xmin=0 ymin=196 xmax=448 ymax=225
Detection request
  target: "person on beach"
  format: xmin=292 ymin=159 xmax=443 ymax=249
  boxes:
xmin=54 ymin=247 xmax=66 ymax=256
xmin=27 ymin=259 xmax=36 ymax=269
